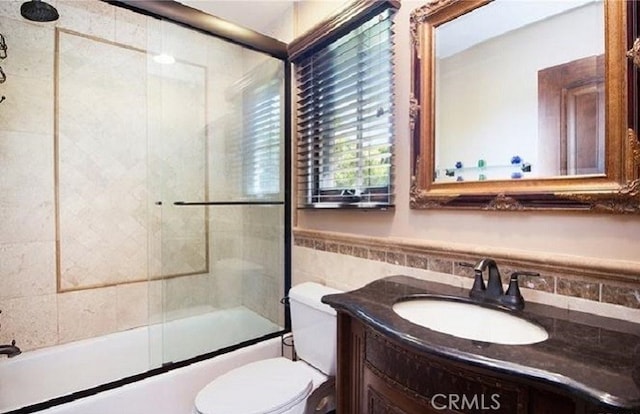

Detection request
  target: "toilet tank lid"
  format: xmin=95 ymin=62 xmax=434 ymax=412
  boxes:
xmin=289 ymin=282 xmax=343 ymax=314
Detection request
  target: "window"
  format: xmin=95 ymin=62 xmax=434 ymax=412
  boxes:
xmin=243 ymin=72 xmax=283 ymax=197
xmin=292 ymin=2 xmax=397 ymax=208
xmin=224 ymin=59 xmax=283 ymax=199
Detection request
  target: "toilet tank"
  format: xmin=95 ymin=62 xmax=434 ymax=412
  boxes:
xmin=289 ymin=282 xmax=343 ymax=376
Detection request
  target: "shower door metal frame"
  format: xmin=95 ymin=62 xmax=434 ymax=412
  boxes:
xmin=105 ymin=0 xmax=288 ymax=59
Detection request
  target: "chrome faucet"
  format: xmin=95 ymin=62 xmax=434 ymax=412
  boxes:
xmin=469 ymin=258 xmax=539 ymax=310
xmin=0 ymin=339 xmax=21 ymax=358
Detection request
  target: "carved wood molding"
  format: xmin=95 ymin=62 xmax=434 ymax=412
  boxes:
xmin=558 ymin=179 xmax=640 ymax=214
xmin=485 ymin=194 xmax=525 ymax=211
xmin=408 ymin=94 xmax=420 ymax=134
xmin=627 ymin=37 xmax=640 ymax=69
xmin=409 ymin=186 xmax=457 ymax=209
xmin=630 ymin=128 xmax=640 ymax=167
xmin=409 ymin=0 xmax=455 ymax=48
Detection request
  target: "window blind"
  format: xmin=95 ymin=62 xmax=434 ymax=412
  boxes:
xmin=295 ymin=7 xmax=396 ymax=208
xmin=243 ymin=76 xmax=282 ymax=197
xmin=220 ymin=60 xmax=283 ymax=200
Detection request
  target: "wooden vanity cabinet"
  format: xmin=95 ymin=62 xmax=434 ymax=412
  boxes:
xmin=335 ymin=313 xmax=592 ymax=414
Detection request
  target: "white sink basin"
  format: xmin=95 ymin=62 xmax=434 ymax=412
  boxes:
xmin=393 ymin=297 xmax=549 ymax=345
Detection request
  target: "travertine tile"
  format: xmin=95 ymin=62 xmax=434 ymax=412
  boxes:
xmin=242 ymin=269 xmax=282 ymax=325
xmin=57 ymin=287 xmax=117 ymax=343
xmin=313 ymin=239 xmax=326 ymax=251
xmin=520 ymin=274 xmax=554 ymax=293
xmin=0 ymin=0 xmax=37 ymax=20
xmin=293 ymin=232 xmax=640 ymax=319
xmin=453 ymin=261 xmax=475 ymax=278
xmin=0 ymin=16 xmax=55 ymax=79
xmin=213 ymin=258 xmax=244 ymax=309
xmin=0 ymin=74 xmax=53 ymax=135
xmin=338 ymin=244 xmax=353 ymax=256
xmin=0 ymin=294 xmax=57 ymax=351
xmin=154 ymin=19 xmax=206 ymax=66
xmin=428 ymin=257 xmax=453 ymax=274
xmin=352 ymin=246 xmax=368 ymax=259
xmin=325 ymin=242 xmax=340 ymax=253
xmin=386 ymin=251 xmax=405 ymax=266
xmin=148 ymin=280 xmax=164 ymax=324
xmin=0 ymin=130 xmax=55 ymax=244
xmin=406 ymin=254 xmax=428 ymax=270
xmin=557 ymin=278 xmax=600 ymax=301
xmin=0 ymin=241 xmax=56 ymax=300
xmin=115 ymin=7 xmax=147 ymax=50
xmin=501 ymin=265 xmax=554 ymax=293
xmin=602 ymin=284 xmax=640 ymax=309
xmin=369 ymin=249 xmax=386 ymax=262
xmin=116 ymin=282 xmax=149 ymax=331
xmin=162 ymin=274 xmax=214 ymax=318
xmin=57 ymin=1 xmax=116 ymax=41
xmin=57 ymin=30 xmax=153 ymax=289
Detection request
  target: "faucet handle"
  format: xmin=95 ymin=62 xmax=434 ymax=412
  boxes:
xmin=511 ymin=271 xmax=541 ymax=279
xmin=469 ymin=269 xmax=487 ymax=300
xmin=503 ymin=271 xmax=540 ymax=310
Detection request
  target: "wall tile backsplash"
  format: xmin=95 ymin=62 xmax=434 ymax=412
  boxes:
xmin=293 ymin=229 xmax=640 ymax=312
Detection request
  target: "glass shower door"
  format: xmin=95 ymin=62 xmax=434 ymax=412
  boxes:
xmin=147 ymin=19 xmax=286 ymax=366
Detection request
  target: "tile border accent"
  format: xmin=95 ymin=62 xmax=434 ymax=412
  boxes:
xmin=293 ymin=228 xmax=640 ymax=309
xmin=54 ymin=28 xmax=211 ymax=293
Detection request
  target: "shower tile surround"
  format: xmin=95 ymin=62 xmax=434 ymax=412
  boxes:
xmin=0 ymin=0 xmax=284 ymax=353
xmin=293 ymin=229 xmax=640 ymax=320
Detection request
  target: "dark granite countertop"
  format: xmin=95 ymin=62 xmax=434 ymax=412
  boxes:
xmin=322 ymin=275 xmax=640 ymax=411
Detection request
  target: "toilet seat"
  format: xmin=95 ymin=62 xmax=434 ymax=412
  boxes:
xmin=195 ymin=357 xmax=313 ymax=414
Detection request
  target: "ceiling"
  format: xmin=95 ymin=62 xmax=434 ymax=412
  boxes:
xmin=437 ymin=0 xmax=598 ymax=58
xmin=178 ymin=0 xmax=294 ymax=35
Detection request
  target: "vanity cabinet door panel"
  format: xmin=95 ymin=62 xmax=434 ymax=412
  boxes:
xmin=364 ymin=329 xmax=527 ymax=414
xmin=364 ymin=364 xmax=436 ymax=414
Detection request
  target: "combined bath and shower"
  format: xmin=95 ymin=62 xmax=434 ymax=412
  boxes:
xmin=20 ymin=0 xmax=59 ymax=22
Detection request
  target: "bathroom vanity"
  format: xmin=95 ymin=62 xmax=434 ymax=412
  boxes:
xmin=322 ymin=276 xmax=640 ymax=414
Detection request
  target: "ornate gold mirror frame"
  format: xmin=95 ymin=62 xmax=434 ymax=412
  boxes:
xmin=410 ymin=0 xmax=640 ymax=213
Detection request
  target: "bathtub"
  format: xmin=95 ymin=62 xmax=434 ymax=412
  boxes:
xmin=0 ymin=306 xmax=282 ymax=413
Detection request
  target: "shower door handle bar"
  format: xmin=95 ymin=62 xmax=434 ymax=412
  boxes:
xmin=173 ymin=201 xmax=284 ymax=206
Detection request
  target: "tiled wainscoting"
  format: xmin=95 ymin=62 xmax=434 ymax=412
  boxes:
xmin=293 ymin=228 xmax=640 ymax=320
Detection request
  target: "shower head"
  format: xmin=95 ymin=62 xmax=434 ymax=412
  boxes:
xmin=20 ymin=0 xmax=59 ymax=22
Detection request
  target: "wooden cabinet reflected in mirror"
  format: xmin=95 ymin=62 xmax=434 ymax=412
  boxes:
xmin=409 ymin=0 xmax=640 ymax=213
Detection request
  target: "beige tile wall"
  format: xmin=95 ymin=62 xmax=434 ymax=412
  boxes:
xmin=0 ymin=1 xmax=285 ymax=352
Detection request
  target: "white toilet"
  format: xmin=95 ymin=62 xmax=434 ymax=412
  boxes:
xmin=194 ymin=282 xmax=342 ymax=414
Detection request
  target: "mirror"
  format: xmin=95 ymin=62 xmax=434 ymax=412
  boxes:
xmin=410 ymin=0 xmax=640 ymax=212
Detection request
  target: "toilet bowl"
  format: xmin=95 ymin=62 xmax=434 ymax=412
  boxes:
xmin=194 ymin=282 xmax=342 ymax=414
